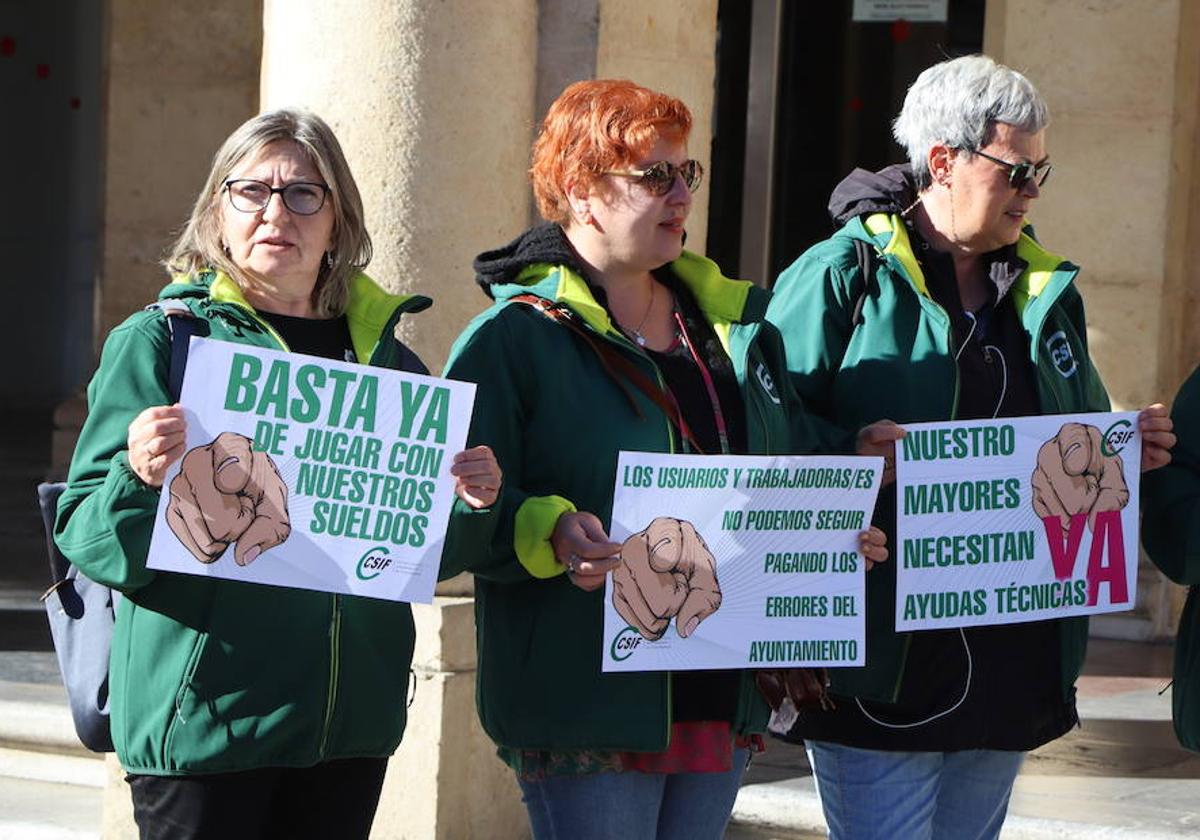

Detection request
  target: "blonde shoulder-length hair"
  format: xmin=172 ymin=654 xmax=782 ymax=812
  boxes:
xmin=163 ymin=108 xmax=372 ymax=317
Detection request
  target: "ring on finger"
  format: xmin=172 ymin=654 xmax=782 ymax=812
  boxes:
xmin=566 ymin=552 xmax=581 ymax=573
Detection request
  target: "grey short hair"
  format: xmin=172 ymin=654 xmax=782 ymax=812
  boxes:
xmin=164 ymin=109 xmax=372 ymax=317
xmin=893 ymin=55 xmax=1049 ymax=190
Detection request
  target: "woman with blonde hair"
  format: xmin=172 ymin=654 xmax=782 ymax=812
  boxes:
xmin=56 ymin=108 xmax=500 ymax=839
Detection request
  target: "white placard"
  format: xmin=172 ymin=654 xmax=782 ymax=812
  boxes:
xmin=601 ymin=452 xmax=883 ymax=672
xmin=146 ymin=337 xmax=475 ymax=603
xmin=853 ymin=0 xmax=948 ymax=22
xmin=896 ymin=412 xmax=1141 ymax=630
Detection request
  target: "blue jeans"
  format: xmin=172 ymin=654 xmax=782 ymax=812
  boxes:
xmin=806 ymin=741 xmax=1024 ymax=840
xmin=516 ymin=749 xmax=749 ymax=840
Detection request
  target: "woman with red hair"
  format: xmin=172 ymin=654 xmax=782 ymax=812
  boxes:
xmin=442 ymin=79 xmax=886 ymax=838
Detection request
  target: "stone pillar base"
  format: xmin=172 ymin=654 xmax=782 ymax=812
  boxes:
xmin=374 ymin=596 xmax=527 ymax=839
xmin=102 ymin=753 xmax=135 ymax=839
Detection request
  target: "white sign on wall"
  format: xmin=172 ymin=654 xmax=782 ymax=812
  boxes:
xmin=853 ymin=0 xmax=949 ymax=22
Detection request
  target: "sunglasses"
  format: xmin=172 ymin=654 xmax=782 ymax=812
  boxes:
xmin=605 ymin=159 xmax=704 ymax=196
xmin=969 ymin=149 xmax=1052 ymax=190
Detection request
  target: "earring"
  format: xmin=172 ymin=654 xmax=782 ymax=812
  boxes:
xmin=325 ymin=251 xmax=334 ymax=269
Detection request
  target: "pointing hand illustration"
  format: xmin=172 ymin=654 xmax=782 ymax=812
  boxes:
xmin=1031 ymin=422 xmax=1129 ymax=534
xmin=166 ymin=432 xmax=291 ymax=565
xmin=612 ymin=517 xmax=722 ymax=641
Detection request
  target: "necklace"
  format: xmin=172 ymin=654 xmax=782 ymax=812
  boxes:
xmin=623 ymin=280 xmax=656 ymax=347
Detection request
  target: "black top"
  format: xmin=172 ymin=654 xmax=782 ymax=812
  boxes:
xmin=790 ymin=232 xmax=1078 ymax=752
xmin=258 ymin=310 xmax=355 ymax=363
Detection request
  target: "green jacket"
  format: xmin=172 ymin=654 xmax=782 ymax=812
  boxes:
xmin=55 ymin=270 xmax=430 ymax=775
xmin=442 ymin=250 xmax=813 ymax=751
xmin=1142 ymin=365 xmax=1200 ymax=751
xmin=766 ymin=212 xmax=1111 ymax=703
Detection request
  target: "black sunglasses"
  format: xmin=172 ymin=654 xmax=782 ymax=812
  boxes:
xmin=969 ymin=149 xmax=1052 ymax=190
xmin=605 ymin=159 xmax=704 ymax=196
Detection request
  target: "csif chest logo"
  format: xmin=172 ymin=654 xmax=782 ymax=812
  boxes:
xmin=1044 ymin=330 xmax=1078 ymax=379
xmin=754 ymin=362 xmax=782 ymax=405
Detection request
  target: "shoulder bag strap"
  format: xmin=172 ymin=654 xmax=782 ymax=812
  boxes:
xmin=509 ymin=294 xmax=704 ymax=453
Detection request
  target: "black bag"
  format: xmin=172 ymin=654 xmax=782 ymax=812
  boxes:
xmin=38 ymin=303 xmax=195 ymax=752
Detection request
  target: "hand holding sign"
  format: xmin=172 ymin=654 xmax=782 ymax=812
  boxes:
xmin=166 ymin=432 xmax=291 ymax=565
xmin=613 ymin=517 xmax=722 ymax=640
xmin=127 ymin=404 xmax=187 ymax=487
xmin=1031 ymin=422 xmax=1129 ymax=534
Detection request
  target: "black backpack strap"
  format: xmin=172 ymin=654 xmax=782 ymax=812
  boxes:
xmin=849 ymin=238 xmax=875 ymax=328
xmin=146 ymin=300 xmax=197 ymax=402
xmin=37 ymin=482 xmax=70 ymax=585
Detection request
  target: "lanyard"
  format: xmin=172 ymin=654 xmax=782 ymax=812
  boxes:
xmin=673 ymin=308 xmax=731 ymax=456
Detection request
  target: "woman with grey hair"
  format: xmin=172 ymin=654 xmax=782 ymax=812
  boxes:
xmin=55 ymin=108 xmax=501 ymax=839
xmin=765 ymin=55 xmax=1174 ymax=839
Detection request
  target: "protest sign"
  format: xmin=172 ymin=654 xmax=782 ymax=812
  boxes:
xmin=146 ymin=337 xmax=475 ymax=603
xmin=602 ymin=451 xmax=883 ymax=672
xmin=896 ymin=412 xmax=1141 ymax=631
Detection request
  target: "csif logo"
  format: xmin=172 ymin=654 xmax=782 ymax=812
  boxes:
xmin=609 ymin=625 xmax=643 ymax=661
xmin=754 ymin=362 xmax=782 ymax=405
xmin=356 ymin=545 xmax=393 ymax=581
xmin=1101 ymin=419 xmax=1136 ymax=457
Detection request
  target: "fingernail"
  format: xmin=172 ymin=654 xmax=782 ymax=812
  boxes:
xmin=240 ymin=546 xmax=261 ymax=566
xmin=684 ymin=617 xmax=699 ymax=637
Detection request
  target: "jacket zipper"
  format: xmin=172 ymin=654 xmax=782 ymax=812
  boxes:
xmin=318 ymin=595 xmax=343 ymax=757
xmin=598 ymin=327 xmax=675 ymax=745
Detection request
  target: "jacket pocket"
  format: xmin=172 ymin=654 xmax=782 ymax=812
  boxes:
xmin=162 ymin=628 xmax=208 ymax=761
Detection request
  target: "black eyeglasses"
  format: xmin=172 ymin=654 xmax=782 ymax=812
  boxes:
xmin=223 ymin=179 xmax=331 ymax=215
xmin=969 ymin=149 xmax=1052 ymax=190
xmin=605 ymin=159 xmax=704 ymax=196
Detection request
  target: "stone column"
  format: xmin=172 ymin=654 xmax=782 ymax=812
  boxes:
xmin=985 ymin=0 xmax=1200 ymax=637
xmin=261 ymin=0 xmax=538 ymax=374
xmin=260 ymin=3 xmax=537 ymax=836
xmin=98 ymin=1 xmax=263 ymax=340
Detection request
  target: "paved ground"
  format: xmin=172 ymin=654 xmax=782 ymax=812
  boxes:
xmin=731 ymin=637 xmax=1200 ymax=838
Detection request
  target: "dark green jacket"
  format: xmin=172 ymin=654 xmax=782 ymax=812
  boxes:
xmin=442 ymin=251 xmax=814 ymax=751
xmin=55 ymin=270 xmax=430 ymax=775
xmin=1142 ymin=365 xmax=1200 ymax=751
xmin=766 ymin=212 xmax=1111 ymax=703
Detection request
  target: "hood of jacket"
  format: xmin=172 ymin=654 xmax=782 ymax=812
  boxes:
xmin=474 ymin=223 xmax=587 ymax=297
xmin=826 ymin=164 xmax=1081 ymax=318
xmin=827 ymin=163 xmax=919 ymax=226
xmin=471 ymin=223 xmax=766 ymax=341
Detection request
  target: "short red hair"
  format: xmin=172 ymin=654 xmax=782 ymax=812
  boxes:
xmin=530 ymin=79 xmax=693 ymax=224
